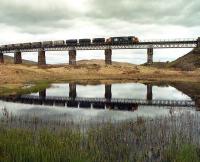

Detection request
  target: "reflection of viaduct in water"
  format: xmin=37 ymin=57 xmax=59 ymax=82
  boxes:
xmin=146 ymin=84 xmax=153 ymax=101
xmin=67 ymin=83 xmax=153 ymax=101
xmin=195 ymin=99 xmax=200 ymax=111
xmin=0 ymin=83 xmax=197 ymax=111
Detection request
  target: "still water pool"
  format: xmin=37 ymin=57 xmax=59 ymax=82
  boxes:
xmin=0 ymin=82 xmax=199 ymax=122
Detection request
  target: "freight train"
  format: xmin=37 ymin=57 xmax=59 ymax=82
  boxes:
xmin=0 ymin=36 xmax=139 ymax=50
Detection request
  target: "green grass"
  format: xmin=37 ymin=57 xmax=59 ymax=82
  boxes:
xmin=0 ymin=128 xmax=88 ymax=162
xmin=0 ymin=80 xmax=50 ymax=96
xmin=164 ymin=143 xmax=200 ymax=162
xmin=0 ymin=113 xmax=200 ymax=161
xmin=17 ymin=80 xmax=51 ymax=95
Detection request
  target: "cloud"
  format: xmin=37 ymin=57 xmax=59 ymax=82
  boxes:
xmin=88 ymin=0 xmax=200 ymax=27
xmin=0 ymin=0 xmax=199 ymax=35
xmin=0 ymin=0 xmax=88 ymax=34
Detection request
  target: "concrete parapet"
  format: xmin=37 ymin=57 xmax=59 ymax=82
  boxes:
xmin=14 ymin=50 xmax=22 ymax=64
xmin=38 ymin=48 xmax=46 ymax=66
xmin=39 ymin=90 xmax=46 ymax=99
xmin=105 ymin=84 xmax=112 ymax=101
xmin=105 ymin=49 xmax=112 ymax=65
xmin=147 ymin=84 xmax=153 ymax=100
xmin=69 ymin=83 xmax=77 ymax=99
xmin=69 ymin=50 xmax=76 ymax=65
xmin=195 ymin=98 xmax=200 ymax=111
xmin=0 ymin=52 xmax=4 ymax=63
xmin=147 ymin=48 xmax=153 ymax=64
xmin=197 ymin=37 xmax=200 ymax=48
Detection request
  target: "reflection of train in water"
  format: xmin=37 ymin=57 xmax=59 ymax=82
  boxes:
xmin=0 ymin=36 xmax=140 ymax=50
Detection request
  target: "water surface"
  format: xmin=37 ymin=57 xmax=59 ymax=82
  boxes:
xmin=0 ymin=82 xmax=199 ymax=122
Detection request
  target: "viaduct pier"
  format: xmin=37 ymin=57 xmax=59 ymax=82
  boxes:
xmin=0 ymin=37 xmax=199 ymax=66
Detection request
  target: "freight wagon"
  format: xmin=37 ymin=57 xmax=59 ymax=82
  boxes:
xmin=79 ymin=39 xmax=91 ymax=45
xmin=31 ymin=42 xmax=42 ymax=48
xmin=53 ymin=40 xmax=65 ymax=47
xmin=66 ymin=39 xmax=78 ymax=46
xmin=92 ymin=38 xmax=105 ymax=44
xmin=42 ymin=41 xmax=53 ymax=48
xmin=22 ymin=43 xmax=32 ymax=49
xmin=0 ymin=45 xmax=7 ymax=50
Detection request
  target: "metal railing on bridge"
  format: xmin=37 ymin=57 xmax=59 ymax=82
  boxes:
xmin=141 ymin=38 xmax=196 ymax=43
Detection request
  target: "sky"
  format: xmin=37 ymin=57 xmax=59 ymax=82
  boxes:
xmin=1 ymin=0 xmax=200 ymax=64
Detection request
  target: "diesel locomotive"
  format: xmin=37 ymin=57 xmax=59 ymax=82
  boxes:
xmin=106 ymin=36 xmax=139 ymax=44
xmin=0 ymin=36 xmax=140 ymax=50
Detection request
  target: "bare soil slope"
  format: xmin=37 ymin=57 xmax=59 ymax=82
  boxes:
xmin=169 ymin=48 xmax=200 ymax=69
xmin=1 ymin=59 xmax=200 ymax=86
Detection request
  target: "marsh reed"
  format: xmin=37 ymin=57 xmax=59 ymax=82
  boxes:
xmin=0 ymin=110 xmax=200 ymax=162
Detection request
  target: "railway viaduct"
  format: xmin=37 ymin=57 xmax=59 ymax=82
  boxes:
xmin=0 ymin=38 xmax=199 ymax=66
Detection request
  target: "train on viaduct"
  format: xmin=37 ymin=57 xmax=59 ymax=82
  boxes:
xmin=0 ymin=36 xmax=199 ymax=66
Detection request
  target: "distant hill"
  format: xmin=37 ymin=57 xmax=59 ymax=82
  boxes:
xmin=4 ymin=55 xmax=37 ymax=65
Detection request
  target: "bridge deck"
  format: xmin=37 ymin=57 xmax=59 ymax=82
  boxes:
xmin=1 ymin=39 xmax=198 ymax=53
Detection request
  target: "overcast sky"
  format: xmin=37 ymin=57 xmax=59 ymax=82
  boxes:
xmin=1 ymin=0 xmax=200 ymax=64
